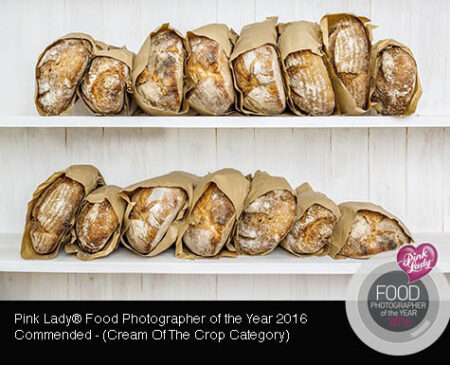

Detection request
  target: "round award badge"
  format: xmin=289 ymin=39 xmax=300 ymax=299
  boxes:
xmin=345 ymin=243 xmax=449 ymax=355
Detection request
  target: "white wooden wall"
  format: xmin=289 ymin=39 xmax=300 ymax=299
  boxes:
xmin=0 ymin=0 xmax=449 ymax=300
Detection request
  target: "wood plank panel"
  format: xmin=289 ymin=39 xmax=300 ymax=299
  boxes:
xmin=330 ymin=128 xmax=369 ymax=203
xmin=444 ymin=128 xmax=450 ymax=233
xmin=216 ymin=274 xmax=351 ymax=300
xmin=368 ymin=128 xmax=407 ymax=221
xmin=406 ymin=128 xmax=444 ymax=233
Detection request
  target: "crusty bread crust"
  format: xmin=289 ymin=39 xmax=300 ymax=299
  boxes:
xmin=30 ymin=177 xmax=84 ymax=254
xmin=37 ymin=39 xmax=91 ymax=115
xmin=186 ymin=36 xmax=234 ymax=115
xmin=236 ymin=189 xmax=296 ymax=255
xmin=183 ymin=183 xmax=235 ymax=257
xmin=233 ymin=45 xmax=286 ymax=115
xmin=285 ymin=50 xmax=335 ymax=115
xmin=75 ymin=199 xmax=118 ymax=253
xmin=329 ymin=16 xmax=370 ymax=109
xmin=126 ymin=187 xmax=187 ymax=254
xmin=285 ymin=204 xmax=337 ymax=254
xmin=371 ymin=46 xmax=417 ymax=115
xmin=136 ymin=30 xmax=185 ymax=112
xmin=339 ymin=210 xmax=410 ymax=257
xmin=80 ymin=56 xmax=129 ymax=115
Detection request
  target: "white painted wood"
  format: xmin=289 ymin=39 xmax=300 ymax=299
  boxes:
xmin=1 ymin=233 xmax=449 ymax=274
xmin=406 ymin=128 xmax=445 ymax=233
xmin=216 ymin=274 xmax=351 ymax=300
xmin=444 ymin=128 xmax=450 ymax=233
xmin=330 ymin=128 xmax=369 ymax=202
xmin=2 ymin=273 xmax=450 ymax=300
xmin=1 ymin=115 xmax=448 ymax=128
xmin=368 ymin=128 xmax=407 ymax=222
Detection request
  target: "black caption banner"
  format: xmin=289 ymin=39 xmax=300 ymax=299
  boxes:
xmin=0 ymin=301 xmax=447 ymax=358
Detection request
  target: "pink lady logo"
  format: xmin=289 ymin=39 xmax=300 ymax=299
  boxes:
xmin=397 ymin=243 xmax=438 ymax=282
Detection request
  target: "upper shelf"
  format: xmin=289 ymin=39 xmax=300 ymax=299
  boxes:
xmin=0 ymin=115 xmax=449 ymax=128
xmin=0 ymin=232 xmax=448 ymax=274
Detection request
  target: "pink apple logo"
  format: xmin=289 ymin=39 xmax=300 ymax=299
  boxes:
xmin=397 ymin=243 xmax=438 ymax=282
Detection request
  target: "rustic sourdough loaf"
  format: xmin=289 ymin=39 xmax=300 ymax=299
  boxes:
xmin=371 ymin=46 xmax=417 ymax=115
xmin=236 ymin=189 xmax=296 ymax=255
xmin=285 ymin=50 xmax=335 ymax=115
xmin=80 ymin=56 xmax=129 ymax=115
xmin=126 ymin=187 xmax=187 ymax=254
xmin=30 ymin=176 xmax=84 ymax=254
xmin=75 ymin=199 xmax=119 ymax=254
xmin=329 ymin=15 xmax=370 ymax=109
xmin=285 ymin=204 xmax=337 ymax=254
xmin=183 ymin=183 xmax=235 ymax=257
xmin=36 ymin=39 xmax=91 ymax=115
xmin=233 ymin=44 xmax=286 ymax=115
xmin=339 ymin=210 xmax=410 ymax=258
xmin=186 ymin=35 xmax=234 ymax=115
xmin=135 ymin=30 xmax=185 ymax=113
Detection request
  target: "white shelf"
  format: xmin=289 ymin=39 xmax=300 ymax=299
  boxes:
xmin=0 ymin=233 xmax=448 ymax=274
xmin=0 ymin=115 xmax=449 ymax=128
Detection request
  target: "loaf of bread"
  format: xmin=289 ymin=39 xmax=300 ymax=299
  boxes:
xmin=183 ymin=183 xmax=235 ymax=257
xmin=284 ymin=204 xmax=337 ymax=254
xmin=75 ymin=199 xmax=119 ymax=253
xmin=233 ymin=45 xmax=286 ymax=115
xmin=371 ymin=46 xmax=417 ymax=115
xmin=285 ymin=50 xmax=335 ymax=115
xmin=126 ymin=187 xmax=187 ymax=254
xmin=80 ymin=56 xmax=129 ymax=115
xmin=236 ymin=189 xmax=296 ymax=255
xmin=329 ymin=15 xmax=370 ymax=109
xmin=135 ymin=30 xmax=185 ymax=113
xmin=30 ymin=176 xmax=84 ymax=254
xmin=36 ymin=39 xmax=92 ymax=115
xmin=186 ymin=35 xmax=234 ymax=115
xmin=339 ymin=210 xmax=410 ymax=258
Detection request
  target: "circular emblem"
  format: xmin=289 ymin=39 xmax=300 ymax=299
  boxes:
xmin=346 ymin=259 xmax=449 ymax=355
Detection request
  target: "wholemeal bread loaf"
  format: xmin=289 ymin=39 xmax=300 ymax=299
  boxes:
xmin=371 ymin=46 xmax=417 ymax=115
xmin=233 ymin=45 xmax=286 ymax=115
xmin=285 ymin=50 xmax=335 ymax=115
xmin=126 ymin=187 xmax=187 ymax=254
xmin=328 ymin=15 xmax=370 ymax=109
xmin=339 ymin=210 xmax=410 ymax=258
xmin=30 ymin=176 xmax=84 ymax=254
xmin=285 ymin=204 xmax=337 ymax=254
xmin=236 ymin=189 xmax=296 ymax=255
xmin=135 ymin=29 xmax=186 ymax=113
xmin=75 ymin=199 xmax=119 ymax=253
xmin=80 ymin=56 xmax=130 ymax=115
xmin=36 ymin=38 xmax=92 ymax=115
xmin=186 ymin=35 xmax=235 ymax=115
xmin=183 ymin=183 xmax=235 ymax=257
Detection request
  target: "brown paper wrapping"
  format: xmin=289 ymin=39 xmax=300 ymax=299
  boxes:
xmin=280 ymin=182 xmax=341 ymax=257
xmin=232 ymin=170 xmax=294 ymax=255
xmin=35 ymin=33 xmax=97 ymax=116
xmin=77 ymin=43 xmax=135 ymax=116
xmin=21 ymin=165 xmax=105 ymax=260
xmin=119 ymin=171 xmax=198 ymax=257
xmin=131 ymin=23 xmax=189 ymax=116
xmin=369 ymin=39 xmax=422 ymax=116
xmin=185 ymin=23 xmax=238 ymax=116
xmin=65 ymin=185 xmax=126 ymax=261
xmin=320 ymin=13 xmax=375 ymax=115
xmin=230 ymin=17 xmax=287 ymax=115
xmin=277 ymin=21 xmax=336 ymax=116
xmin=329 ymin=201 xmax=414 ymax=260
xmin=176 ymin=168 xmax=250 ymax=259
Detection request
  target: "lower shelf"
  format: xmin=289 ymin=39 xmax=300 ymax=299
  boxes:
xmin=0 ymin=233 xmax=448 ymax=275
